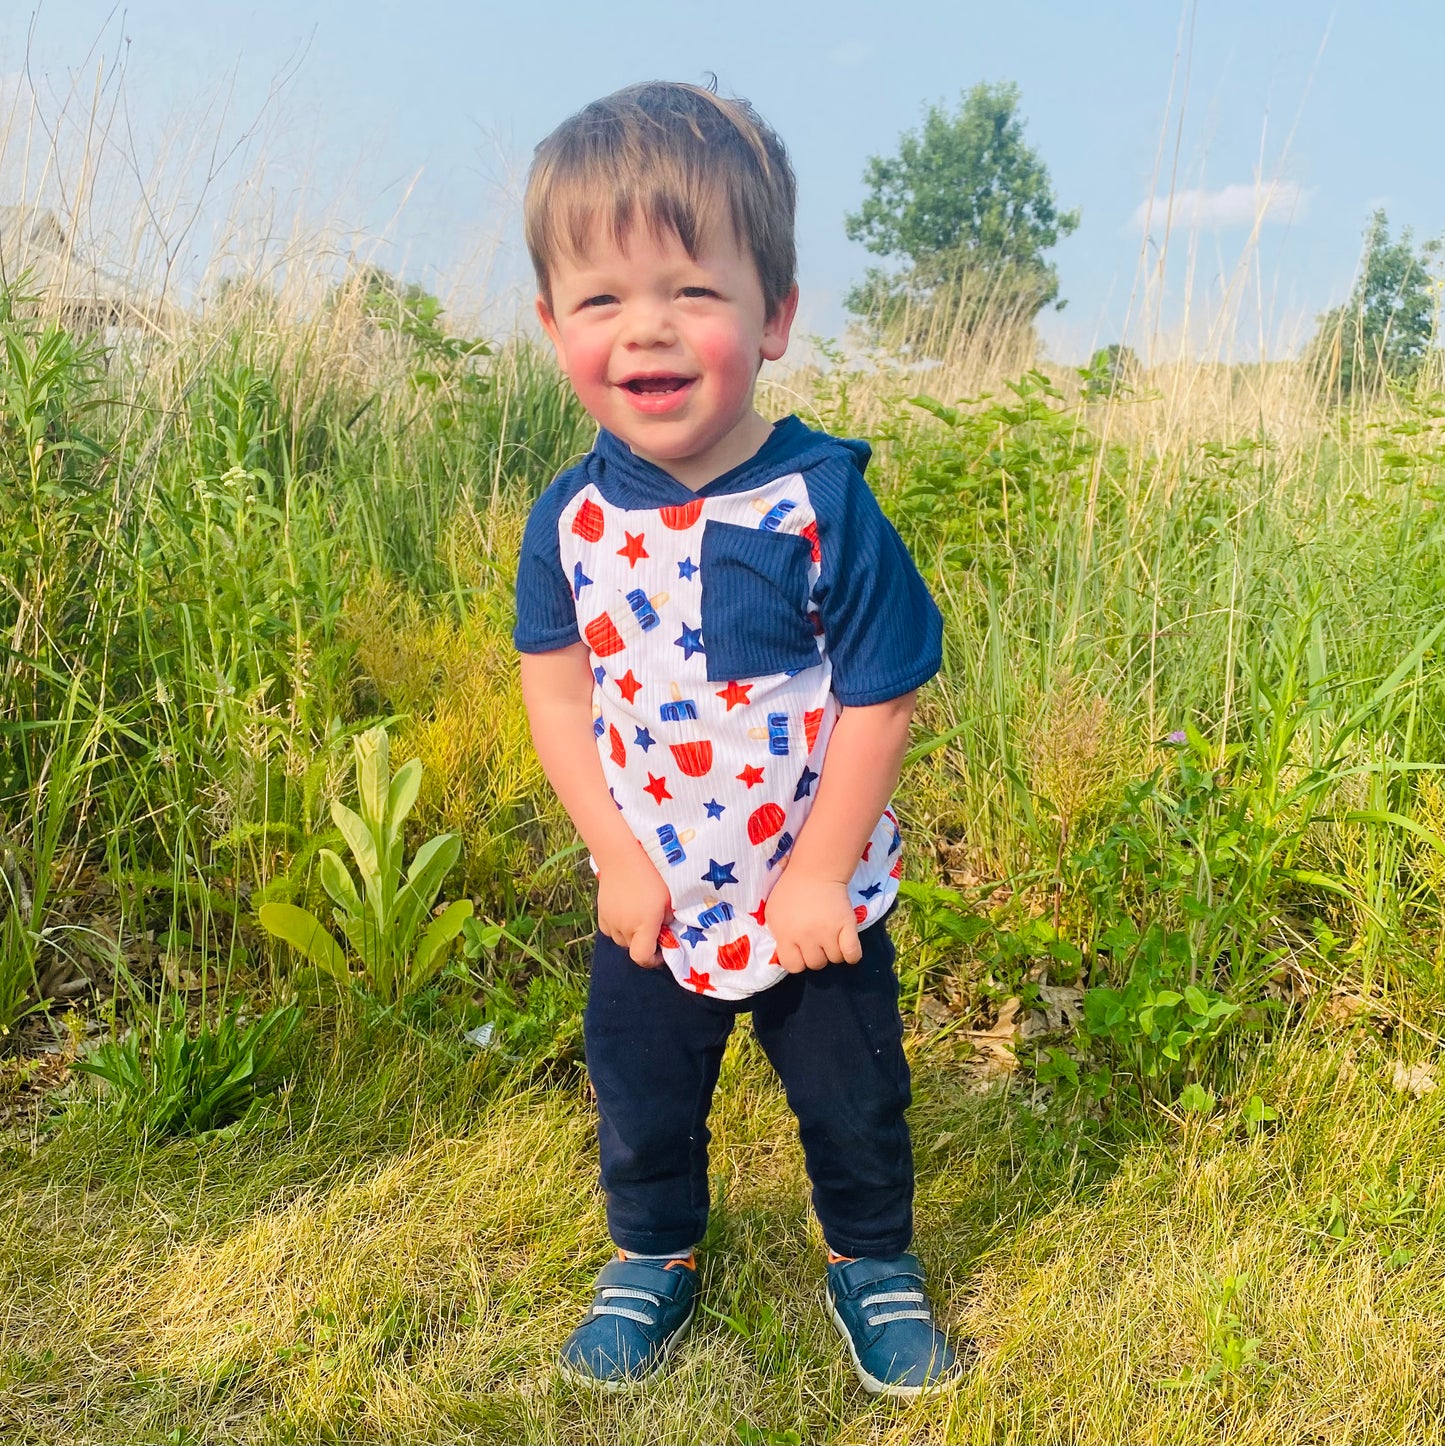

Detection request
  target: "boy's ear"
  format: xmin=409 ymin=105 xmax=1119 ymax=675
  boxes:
xmin=536 ymin=294 xmax=565 ymax=364
xmin=761 ymin=283 xmax=799 ymax=364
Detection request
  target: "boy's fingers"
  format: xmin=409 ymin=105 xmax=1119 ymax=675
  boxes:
xmin=838 ymin=921 xmax=863 ymax=965
xmin=629 ymin=919 xmax=666 ymax=966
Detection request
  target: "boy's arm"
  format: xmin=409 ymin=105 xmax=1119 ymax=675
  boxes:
xmin=765 ymin=690 xmax=917 ymax=972
xmin=519 ymin=643 xmax=670 ymax=965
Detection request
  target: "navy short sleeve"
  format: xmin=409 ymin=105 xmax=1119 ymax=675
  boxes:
xmin=513 ymin=467 xmax=588 ymax=653
xmin=806 ymin=459 xmax=943 ymax=706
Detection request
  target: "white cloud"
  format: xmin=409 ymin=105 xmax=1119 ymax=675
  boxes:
xmin=1130 ymin=181 xmax=1308 ymax=234
xmin=827 ymin=41 xmax=871 ymax=70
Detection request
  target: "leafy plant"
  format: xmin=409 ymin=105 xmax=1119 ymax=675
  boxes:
xmin=258 ymin=725 xmax=473 ymax=1004
xmin=73 ymin=997 xmax=299 ymax=1137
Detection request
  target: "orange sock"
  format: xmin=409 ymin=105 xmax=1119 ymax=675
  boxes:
xmin=827 ymin=1250 xmax=856 ymax=1264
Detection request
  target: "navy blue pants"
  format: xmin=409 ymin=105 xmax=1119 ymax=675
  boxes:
xmin=583 ymin=921 xmax=914 ymax=1259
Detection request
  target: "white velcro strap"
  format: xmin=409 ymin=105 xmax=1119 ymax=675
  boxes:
xmin=861 ymin=1289 xmax=925 ymax=1308
xmin=867 ymin=1308 xmax=932 ymax=1326
xmin=600 ymin=1286 xmax=662 ymax=1306
xmin=591 ymin=1304 xmax=655 ymax=1325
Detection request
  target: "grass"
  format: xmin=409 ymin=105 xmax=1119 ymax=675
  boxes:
xmin=7 ymin=1020 xmax=1445 ymax=1443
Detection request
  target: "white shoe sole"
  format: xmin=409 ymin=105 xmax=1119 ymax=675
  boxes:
xmin=558 ymin=1301 xmax=696 ymax=1392
xmin=825 ymin=1290 xmax=961 ymax=1401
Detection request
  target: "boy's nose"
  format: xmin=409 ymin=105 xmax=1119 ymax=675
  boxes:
xmin=620 ymin=299 xmax=677 ymax=348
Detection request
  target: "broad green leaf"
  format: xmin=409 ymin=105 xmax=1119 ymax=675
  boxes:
xmin=385 ymin=757 xmax=423 ymax=853
xmin=395 ymin=834 xmax=462 ymax=946
xmin=318 ymin=848 xmax=362 ymax=919
xmin=354 ymin=726 xmax=390 ymax=829
xmin=409 ymin=898 xmax=475 ymax=992
xmin=1182 ymin=985 xmax=1210 ymax=1016
xmin=1178 ymin=1082 xmax=1214 ymax=1114
xmin=338 ymin=911 xmax=385 ymax=980
xmin=257 ymin=904 xmax=349 ymax=982
xmin=332 ymin=801 xmax=383 ymax=901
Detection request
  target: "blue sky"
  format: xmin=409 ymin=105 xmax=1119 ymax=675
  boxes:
xmin=1 ymin=1 xmax=1440 ymax=361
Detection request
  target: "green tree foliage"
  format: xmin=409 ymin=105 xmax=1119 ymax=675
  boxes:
xmin=1308 ymin=210 xmax=1441 ymax=398
xmin=844 ymin=82 xmax=1079 ymax=351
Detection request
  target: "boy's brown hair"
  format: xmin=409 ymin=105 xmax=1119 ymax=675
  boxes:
xmin=525 ymin=81 xmax=797 ymax=319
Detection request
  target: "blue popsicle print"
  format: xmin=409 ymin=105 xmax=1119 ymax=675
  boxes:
xmin=656 ymin=823 xmax=688 ymax=865
xmin=766 ymin=712 xmax=789 ymax=756
xmin=697 ymin=901 xmax=735 ymax=929
xmin=757 ymin=498 xmax=797 ymax=531
xmin=765 ymin=831 xmax=794 ymax=870
xmin=625 ymin=588 xmax=661 ymax=632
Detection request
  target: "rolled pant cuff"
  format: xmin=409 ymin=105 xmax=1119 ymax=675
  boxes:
xmin=822 ymin=1232 xmax=913 ymax=1260
xmin=609 ymin=1227 xmax=705 ymax=1256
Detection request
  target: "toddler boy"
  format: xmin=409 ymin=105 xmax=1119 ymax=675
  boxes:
xmin=513 ymin=81 xmax=958 ymax=1397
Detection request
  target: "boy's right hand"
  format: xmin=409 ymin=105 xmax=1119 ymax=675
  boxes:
xmin=597 ymin=844 xmax=671 ymax=967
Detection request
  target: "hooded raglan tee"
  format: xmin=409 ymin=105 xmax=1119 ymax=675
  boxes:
xmin=514 ymin=415 xmax=944 ymax=1002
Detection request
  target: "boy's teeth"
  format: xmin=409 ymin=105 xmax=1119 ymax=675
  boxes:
xmin=627 ymin=377 xmax=686 ymax=393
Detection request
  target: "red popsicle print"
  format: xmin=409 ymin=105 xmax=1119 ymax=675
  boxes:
xmin=802 ymin=519 xmax=820 ymax=563
xmin=804 ymin=708 xmax=824 ymax=751
xmin=890 ymin=854 xmax=905 ymax=878
xmin=747 ymin=802 xmax=786 ymax=845
xmin=670 ymin=740 xmax=714 ymax=777
xmin=658 ymin=925 xmax=680 ymax=950
xmin=717 ymin=936 xmax=751 ymax=971
xmin=585 ymin=612 xmax=625 ymax=657
xmin=572 ymin=498 xmax=605 ymax=542
xmin=854 ymin=904 xmax=868 ymax=923
xmin=660 ymin=499 xmax=704 ymax=530
xmin=608 ymin=725 xmax=626 ymax=767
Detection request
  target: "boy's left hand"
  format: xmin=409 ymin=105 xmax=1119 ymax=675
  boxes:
xmin=764 ymin=866 xmax=863 ymax=972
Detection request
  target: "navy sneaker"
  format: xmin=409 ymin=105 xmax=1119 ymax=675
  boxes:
xmin=559 ymin=1254 xmax=698 ymax=1389
xmin=825 ymin=1253 xmax=963 ymax=1398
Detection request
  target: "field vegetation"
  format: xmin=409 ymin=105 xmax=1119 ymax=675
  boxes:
xmin=4 ymin=103 xmax=1445 ymax=1444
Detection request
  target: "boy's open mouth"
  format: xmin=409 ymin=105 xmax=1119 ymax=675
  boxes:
xmin=621 ymin=376 xmax=693 ymax=395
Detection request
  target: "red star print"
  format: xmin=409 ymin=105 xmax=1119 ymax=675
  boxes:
xmin=617 ymin=532 xmax=649 ymax=567
xmin=643 ymin=772 xmax=672 ymax=805
xmin=749 ymin=899 xmax=767 ymax=925
xmin=685 ymin=966 xmax=715 ymax=994
xmin=736 ymin=763 xmax=765 ymax=788
xmin=716 ymin=680 xmax=752 ymax=710
xmin=615 ymin=669 xmax=642 ymax=703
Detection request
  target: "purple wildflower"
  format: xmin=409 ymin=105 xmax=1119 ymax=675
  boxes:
xmin=1166 ymin=730 xmax=1187 ymax=745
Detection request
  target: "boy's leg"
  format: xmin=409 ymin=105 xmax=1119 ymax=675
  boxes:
xmin=749 ymin=921 xmax=913 ymax=1258
xmin=584 ymin=932 xmax=737 ymax=1254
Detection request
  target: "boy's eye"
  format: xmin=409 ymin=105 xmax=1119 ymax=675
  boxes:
xmin=679 ymin=286 xmax=717 ymax=299
xmin=580 ymin=294 xmax=617 ymax=309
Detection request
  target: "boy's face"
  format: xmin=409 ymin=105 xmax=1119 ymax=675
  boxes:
xmin=537 ymin=215 xmax=797 ymax=489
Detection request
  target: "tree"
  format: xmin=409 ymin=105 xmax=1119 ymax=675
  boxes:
xmin=1307 ymin=210 xmax=1441 ymax=399
xmin=844 ymin=82 xmax=1079 ymax=351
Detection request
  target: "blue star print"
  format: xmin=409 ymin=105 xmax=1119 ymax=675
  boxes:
xmin=634 ymin=726 xmax=655 ymax=752
xmin=572 ymin=561 xmax=593 ymax=598
xmin=674 ymin=623 xmax=706 ymax=660
xmin=793 ymin=766 xmax=819 ymax=801
xmin=704 ymin=798 xmax=725 ymax=820
xmin=681 ymin=924 xmax=708 ymax=946
xmin=859 ymin=882 xmax=883 ymax=899
xmin=677 ymin=556 xmax=698 ymax=581
xmin=593 ymin=665 xmax=607 ymax=685
xmin=701 ymin=858 xmax=738 ymax=889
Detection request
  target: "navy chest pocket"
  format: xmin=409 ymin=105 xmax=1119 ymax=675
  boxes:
xmin=699 ymin=519 xmax=821 ymax=682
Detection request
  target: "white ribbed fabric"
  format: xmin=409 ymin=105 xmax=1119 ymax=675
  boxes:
xmin=557 ymin=470 xmax=903 ymax=1002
